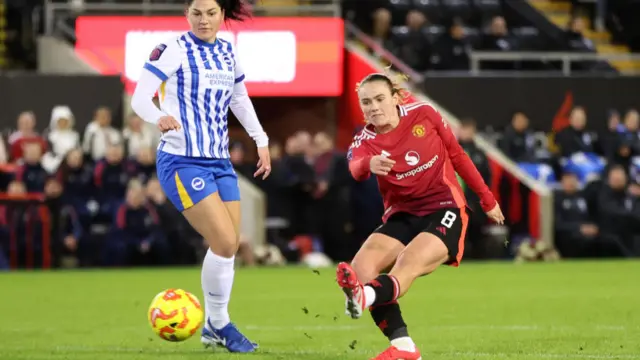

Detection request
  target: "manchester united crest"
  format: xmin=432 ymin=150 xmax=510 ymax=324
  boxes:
xmin=412 ymin=124 xmax=425 ymax=138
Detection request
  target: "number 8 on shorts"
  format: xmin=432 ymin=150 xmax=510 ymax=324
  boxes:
xmin=424 ymin=208 xmax=468 ymax=266
xmin=440 ymin=210 xmax=457 ymax=228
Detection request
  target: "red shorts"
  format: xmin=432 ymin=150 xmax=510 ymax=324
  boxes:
xmin=373 ymin=207 xmax=469 ymax=266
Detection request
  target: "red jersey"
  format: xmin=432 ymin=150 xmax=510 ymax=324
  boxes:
xmin=347 ymin=102 xmax=496 ymax=223
xmin=10 ymin=136 xmax=48 ymax=161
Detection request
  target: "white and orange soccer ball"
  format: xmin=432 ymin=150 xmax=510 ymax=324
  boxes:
xmin=147 ymin=289 xmax=204 ymax=342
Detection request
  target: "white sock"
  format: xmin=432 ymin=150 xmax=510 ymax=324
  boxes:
xmin=391 ymin=336 xmax=416 ymax=352
xmin=202 ymin=249 xmax=235 ymax=330
xmin=364 ymin=286 xmax=376 ymax=308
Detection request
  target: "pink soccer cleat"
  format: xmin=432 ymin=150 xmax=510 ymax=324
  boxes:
xmin=336 ymin=262 xmax=366 ymax=319
xmin=371 ymin=345 xmax=422 ymax=360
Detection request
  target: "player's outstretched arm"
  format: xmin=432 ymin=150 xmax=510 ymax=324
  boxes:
xmin=425 ymin=106 xmax=498 ymax=212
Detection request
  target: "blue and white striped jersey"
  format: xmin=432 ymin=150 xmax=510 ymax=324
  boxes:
xmin=143 ymin=31 xmax=245 ymax=159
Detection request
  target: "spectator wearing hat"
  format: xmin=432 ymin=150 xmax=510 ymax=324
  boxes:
xmin=42 ymin=105 xmax=80 ymax=173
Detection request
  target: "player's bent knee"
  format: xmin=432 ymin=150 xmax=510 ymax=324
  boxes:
xmin=208 ymin=234 xmax=239 ymax=258
xmin=352 ymin=234 xmax=405 ymax=283
xmin=203 ymin=220 xmax=238 ymax=258
xmin=350 ymin=259 xmax=379 ymax=285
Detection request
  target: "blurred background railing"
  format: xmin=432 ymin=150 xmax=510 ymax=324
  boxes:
xmin=470 ymin=51 xmax=640 ymax=75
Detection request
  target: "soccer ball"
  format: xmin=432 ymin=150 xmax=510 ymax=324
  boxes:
xmin=148 ymin=289 xmax=204 ymax=342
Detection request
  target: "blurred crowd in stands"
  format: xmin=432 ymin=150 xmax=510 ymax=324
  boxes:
xmin=0 ymin=105 xmax=381 ymax=269
xmin=342 ymin=0 xmax=639 ymax=73
xmin=0 ymin=106 xmax=189 ymax=269
xmin=495 ymin=107 xmax=640 ymax=257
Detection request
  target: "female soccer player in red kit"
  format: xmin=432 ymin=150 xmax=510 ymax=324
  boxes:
xmin=337 ymin=73 xmax=505 ymax=360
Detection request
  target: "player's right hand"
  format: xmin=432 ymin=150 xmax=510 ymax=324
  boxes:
xmin=485 ymin=203 xmax=505 ymax=225
xmin=157 ymin=116 xmax=181 ymax=133
xmin=370 ymin=155 xmax=396 ymax=176
xmin=254 ymin=146 xmax=272 ymax=180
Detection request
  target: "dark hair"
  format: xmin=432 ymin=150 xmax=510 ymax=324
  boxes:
xmin=607 ymin=164 xmax=626 ymax=175
xmin=510 ymin=110 xmax=525 ymax=117
xmin=185 ymin=0 xmax=251 ymax=21
xmin=447 ymin=16 xmax=464 ymax=29
xmin=357 ymin=72 xmax=410 ymax=103
xmin=460 ymin=117 xmax=477 ymax=128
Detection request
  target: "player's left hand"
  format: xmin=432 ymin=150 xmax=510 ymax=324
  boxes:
xmin=254 ymin=146 xmax=271 ymax=180
xmin=486 ymin=203 xmax=505 ymax=225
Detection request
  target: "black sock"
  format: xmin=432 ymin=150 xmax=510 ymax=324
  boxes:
xmin=370 ymin=301 xmax=409 ymax=340
xmin=366 ymin=274 xmax=399 ymax=307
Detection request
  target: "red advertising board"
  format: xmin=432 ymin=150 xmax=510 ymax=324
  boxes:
xmin=75 ymin=16 xmax=344 ymax=96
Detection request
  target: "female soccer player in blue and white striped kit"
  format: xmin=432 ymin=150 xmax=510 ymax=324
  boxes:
xmin=131 ymin=0 xmax=268 ymax=353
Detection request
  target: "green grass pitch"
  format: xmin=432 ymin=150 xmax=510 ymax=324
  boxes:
xmin=1 ymin=261 xmax=639 ymax=360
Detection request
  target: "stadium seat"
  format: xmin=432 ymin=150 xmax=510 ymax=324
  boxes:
xmin=518 ymin=163 xmax=557 ymax=185
xmin=472 ymin=0 xmax=501 ymax=13
xmin=421 ymin=25 xmax=446 ymax=43
xmin=512 ymin=26 xmax=542 ymax=50
xmin=471 ymin=0 xmax=502 ymax=26
xmin=387 ymin=0 xmax=414 ymax=26
xmin=391 ymin=25 xmax=410 ymax=37
xmin=390 ymin=25 xmax=411 ymax=45
xmin=440 ymin=0 xmax=474 ymax=23
xmin=561 ymin=153 xmax=606 ymax=185
xmin=412 ymin=0 xmax=442 ymax=24
xmin=463 ymin=26 xmax=482 ymax=48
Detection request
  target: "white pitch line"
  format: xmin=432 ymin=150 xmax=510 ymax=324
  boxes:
xmin=244 ymin=324 xmax=632 ymax=331
xmin=245 ymin=324 xmax=366 ymax=331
